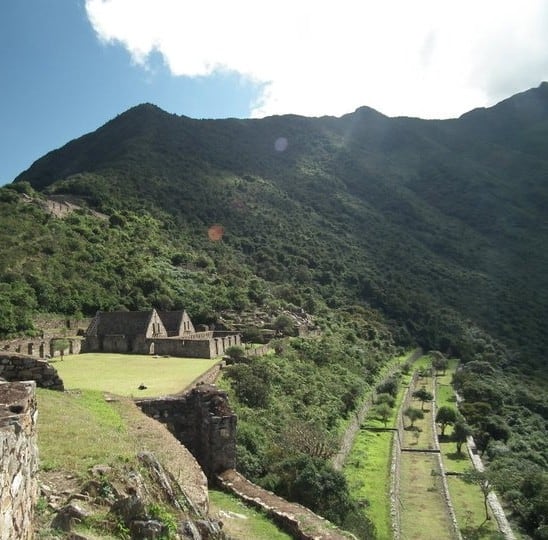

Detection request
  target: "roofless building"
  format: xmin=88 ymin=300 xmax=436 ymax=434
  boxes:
xmin=83 ymin=309 xmax=240 ymax=358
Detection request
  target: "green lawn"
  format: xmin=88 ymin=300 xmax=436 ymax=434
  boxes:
xmin=399 ymin=452 xmax=455 ymax=540
xmin=53 ymin=353 xmax=219 ymax=397
xmin=344 ymin=429 xmax=393 ymax=540
xmin=343 ymin=352 xmax=418 ymax=539
xmin=209 ymin=490 xmax=292 ymax=540
xmin=435 ymin=361 xmax=504 ymax=539
xmin=37 ymin=388 xmax=133 ymax=473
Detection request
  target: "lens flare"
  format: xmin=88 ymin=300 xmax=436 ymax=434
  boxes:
xmin=207 ymin=224 xmax=224 ymax=241
xmin=274 ymin=137 xmax=288 ymax=152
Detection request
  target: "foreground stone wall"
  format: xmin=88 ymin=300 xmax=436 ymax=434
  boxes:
xmin=136 ymin=384 xmax=236 ymax=480
xmin=0 ymin=381 xmax=39 ymax=540
xmin=0 ymin=353 xmax=64 ymax=390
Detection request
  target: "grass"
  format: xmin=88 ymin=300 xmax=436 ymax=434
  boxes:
xmin=433 ymin=362 xmax=504 ymax=539
xmin=344 ymin=429 xmax=393 ymax=539
xmin=399 ymin=366 xmax=456 ymax=540
xmin=53 ymin=353 xmax=219 ymax=397
xmin=446 ymin=476 xmax=502 ymax=539
xmin=208 ymin=490 xmax=292 ymax=540
xmin=403 ymin=374 xmax=435 ymax=449
xmin=36 ymin=388 xmax=134 ymax=474
xmin=399 ymin=452 xmax=454 ymax=540
xmin=343 ymin=351 xmax=418 ymax=539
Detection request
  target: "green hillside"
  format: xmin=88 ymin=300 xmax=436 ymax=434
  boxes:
xmin=2 ymin=83 xmax=548 ymax=538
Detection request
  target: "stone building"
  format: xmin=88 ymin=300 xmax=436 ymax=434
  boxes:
xmin=83 ymin=309 xmax=240 ymax=359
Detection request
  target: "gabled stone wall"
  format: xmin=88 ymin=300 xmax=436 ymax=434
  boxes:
xmin=0 ymin=381 xmax=39 ymax=540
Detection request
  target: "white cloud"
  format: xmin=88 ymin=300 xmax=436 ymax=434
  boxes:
xmin=85 ymin=0 xmax=548 ymax=119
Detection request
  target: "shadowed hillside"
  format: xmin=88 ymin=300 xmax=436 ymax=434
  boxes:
xmin=2 ymin=83 xmax=548 ymax=539
xmin=6 ymin=83 xmax=548 ymax=365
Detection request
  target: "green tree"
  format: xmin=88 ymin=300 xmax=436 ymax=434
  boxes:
xmin=225 ymin=362 xmax=271 ymax=408
xmin=462 ymin=469 xmax=491 ymax=522
xmin=404 ymin=407 xmax=424 ymax=427
xmin=435 ymin=406 xmax=457 ymax=437
xmin=374 ymin=403 xmax=393 ymax=427
xmin=224 ymin=345 xmax=246 ymax=363
xmin=376 ymin=376 xmax=399 ymax=398
xmin=52 ymin=338 xmax=70 ymax=360
xmin=375 ymin=392 xmax=396 ymax=408
xmin=272 ymin=314 xmax=295 ymax=336
xmin=412 ymin=388 xmax=433 ymax=411
xmin=453 ymin=419 xmax=472 ymax=455
xmin=431 ymin=353 xmax=448 ymax=375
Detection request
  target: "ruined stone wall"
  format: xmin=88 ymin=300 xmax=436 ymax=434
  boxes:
xmin=0 ymin=337 xmax=81 ymax=359
xmin=0 ymin=353 xmax=64 ymax=390
xmin=152 ymin=339 xmax=215 ymax=358
xmin=136 ymin=385 xmax=236 ymax=480
xmin=0 ymin=381 xmax=39 ymax=540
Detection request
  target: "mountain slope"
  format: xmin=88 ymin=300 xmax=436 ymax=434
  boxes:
xmin=4 ymin=83 xmax=548 ymax=365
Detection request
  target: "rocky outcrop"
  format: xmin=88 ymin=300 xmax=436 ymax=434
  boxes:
xmin=40 ymin=452 xmax=226 ymax=539
xmin=0 ymin=381 xmax=39 ymax=540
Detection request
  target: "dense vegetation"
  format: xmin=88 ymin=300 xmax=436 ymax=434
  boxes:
xmin=220 ymin=329 xmax=395 ymax=538
xmin=2 ymin=82 xmax=548 ymax=537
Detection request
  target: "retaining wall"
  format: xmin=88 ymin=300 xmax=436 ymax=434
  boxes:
xmin=136 ymin=384 xmax=236 ymax=480
xmin=0 ymin=381 xmax=39 ymax=540
xmin=431 ymin=375 xmax=462 ymax=540
xmin=0 ymin=353 xmax=64 ymax=390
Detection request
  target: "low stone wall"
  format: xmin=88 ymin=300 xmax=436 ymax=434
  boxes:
xmin=186 ymin=361 xmax=224 ymax=389
xmin=0 ymin=381 xmax=39 ymax=540
xmin=0 ymin=353 xmax=64 ymax=390
xmin=431 ymin=376 xmax=462 ymax=540
xmin=244 ymin=344 xmax=271 ymax=358
xmin=390 ymin=379 xmax=412 ymax=540
xmin=218 ymin=469 xmax=352 ymax=540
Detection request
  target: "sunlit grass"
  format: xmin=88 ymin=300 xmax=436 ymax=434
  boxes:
xmin=37 ymin=388 xmax=133 ymax=474
xmin=435 ymin=360 xmax=505 ymax=539
xmin=343 ymin=352 xmax=418 ymax=539
xmin=399 ymin=452 xmax=454 ymax=540
xmin=344 ymin=429 xmax=393 ymax=539
xmin=209 ymin=490 xmax=292 ymax=540
xmin=53 ymin=353 xmax=219 ymax=397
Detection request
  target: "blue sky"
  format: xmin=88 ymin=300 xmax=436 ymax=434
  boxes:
xmin=0 ymin=1 xmax=260 ymax=185
xmin=2 ymin=0 xmax=548 ymax=186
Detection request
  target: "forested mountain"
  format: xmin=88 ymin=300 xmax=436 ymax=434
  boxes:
xmin=2 ymin=83 xmax=548 ymax=537
xmin=5 ymin=82 xmax=548 ymax=365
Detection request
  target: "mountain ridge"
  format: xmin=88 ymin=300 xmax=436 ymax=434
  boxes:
xmin=4 ymin=83 xmax=548 ymax=365
xmin=3 ymin=84 xmax=548 ymax=539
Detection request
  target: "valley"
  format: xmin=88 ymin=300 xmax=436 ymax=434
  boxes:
xmin=1 ymin=83 xmax=547 ymax=538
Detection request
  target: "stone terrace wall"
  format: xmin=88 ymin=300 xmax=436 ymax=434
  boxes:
xmin=136 ymin=384 xmax=236 ymax=480
xmin=0 ymin=381 xmax=39 ymax=540
xmin=0 ymin=353 xmax=64 ymax=390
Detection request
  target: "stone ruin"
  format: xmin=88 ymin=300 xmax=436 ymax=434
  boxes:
xmin=0 ymin=381 xmax=38 ymax=540
xmin=136 ymin=384 xmax=237 ymax=481
xmin=0 ymin=353 xmax=64 ymax=390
